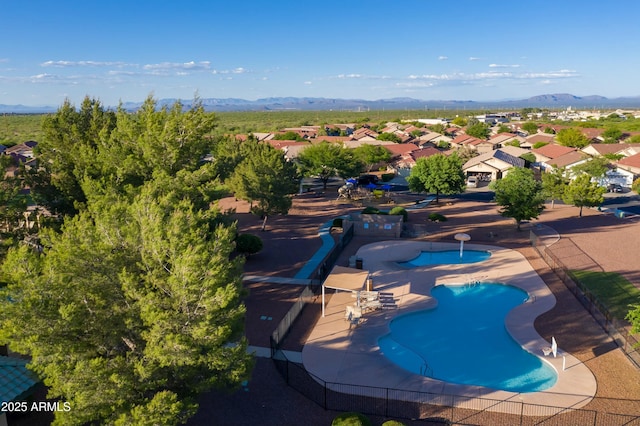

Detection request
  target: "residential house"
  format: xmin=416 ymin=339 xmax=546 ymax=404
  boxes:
xmin=416 ymin=131 xmax=451 ymax=147
xmin=581 ymin=143 xmax=634 ymax=158
xmin=266 ymin=140 xmax=311 ymax=161
xmin=342 ymin=139 xmax=395 ymax=149
xmin=602 ymin=166 xmax=635 ymax=188
xmin=490 ymin=133 xmax=527 ymax=148
xmin=462 ymin=148 xmax=526 ymax=181
xmin=314 ymin=135 xmax=351 ymax=144
xmin=525 ymin=133 xmax=556 ymax=147
xmin=450 ymin=134 xmax=479 ymax=150
xmin=540 ymin=125 xmax=605 ymax=143
xmin=351 ymin=127 xmax=379 ymax=141
xmin=615 ymin=153 xmax=640 ymax=180
xmin=471 ymin=138 xmax=499 ymax=154
xmin=531 ymin=144 xmax=577 ymax=170
xmin=251 ymin=132 xmax=274 ymax=141
xmin=4 ymin=140 xmax=37 ymax=161
xmin=544 ymin=151 xmax=590 ymax=174
xmin=389 ymin=146 xmax=440 ymax=176
xmin=616 ymin=144 xmax=640 ymax=158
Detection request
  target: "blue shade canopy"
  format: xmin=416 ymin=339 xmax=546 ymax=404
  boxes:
xmin=366 ymin=183 xmax=377 ymax=189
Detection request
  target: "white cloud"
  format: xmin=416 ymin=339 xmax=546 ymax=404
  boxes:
xmin=212 ymin=67 xmax=248 ymax=75
xmin=41 ymin=60 xmax=130 ymax=67
xmin=438 ymin=56 xmax=448 ymax=61
xmin=405 ymin=69 xmax=578 ymax=82
xmin=489 ymin=64 xmax=521 ymax=68
xmin=143 ymin=61 xmax=211 ymax=71
xmin=468 ymin=57 xmax=482 ymax=61
xmin=333 ymin=73 xmax=390 ymax=80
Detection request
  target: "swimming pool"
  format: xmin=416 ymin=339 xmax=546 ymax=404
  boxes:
xmin=398 ymin=250 xmax=491 ymax=267
xmin=378 ymin=283 xmax=558 ymax=393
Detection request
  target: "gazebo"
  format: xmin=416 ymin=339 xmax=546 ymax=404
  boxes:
xmin=321 ymin=265 xmax=370 ymax=317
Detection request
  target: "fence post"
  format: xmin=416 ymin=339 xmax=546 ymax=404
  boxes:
xmin=324 ymin=383 xmax=328 ymax=410
xmin=385 ymin=387 xmax=389 ymax=418
xmin=520 ymin=400 xmax=524 ymax=426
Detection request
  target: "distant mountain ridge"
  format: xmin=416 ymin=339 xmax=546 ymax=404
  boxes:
xmin=3 ymin=93 xmax=640 ymax=113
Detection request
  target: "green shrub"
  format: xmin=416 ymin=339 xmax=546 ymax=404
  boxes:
xmin=632 ymin=178 xmax=640 ymax=194
xmin=381 ymin=173 xmax=395 ymax=182
xmin=388 ymin=206 xmax=408 ymax=222
xmin=235 ymin=233 xmax=263 ymax=256
xmin=361 ymin=206 xmax=380 ymax=215
xmin=428 ymin=213 xmax=447 ymax=222
xmin=332 ymin=412 xmax=372 ymax=426
xmin=382 ymin=421 xmax=407 ymax=426
xmin=532 ymin=142 xmax=548 ymax=149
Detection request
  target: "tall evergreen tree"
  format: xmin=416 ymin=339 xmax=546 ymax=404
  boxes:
xmin=0 ymin=96 xmax=250 ymax=425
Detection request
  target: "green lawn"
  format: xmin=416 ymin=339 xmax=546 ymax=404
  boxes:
xmin=570 ymin=270 xmax=640 ymax=320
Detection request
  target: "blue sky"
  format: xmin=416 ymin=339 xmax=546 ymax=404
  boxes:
xmin=2 ymin=0 xmax=640 ymax=107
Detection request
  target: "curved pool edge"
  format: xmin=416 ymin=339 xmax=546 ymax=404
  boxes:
xmin=301 ymin=240 xmax=597 ymax=411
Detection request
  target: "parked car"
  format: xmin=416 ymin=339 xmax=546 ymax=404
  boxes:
xmin=607 ymin=183 xmax=624 ymax=193
xmin=357 ymin=174 xmax=379 ymax=186
xmin=466 ymin=176 xmax=478 ymax=188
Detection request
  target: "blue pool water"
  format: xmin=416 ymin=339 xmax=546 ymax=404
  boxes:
xmin=378 ymin=283 xmax=557 ymax=393
xmin=399 ymin=250 xmax=491 ymax=267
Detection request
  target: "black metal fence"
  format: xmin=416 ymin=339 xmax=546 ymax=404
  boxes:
xmin=270 ymin=221 xmax=354 ymax=354
xmin=272 ymin=356 xmax=640 ymax=426
xmin=308 ymin=222 xmax=355 ymax=283
xmin=529 ymin=230 xmax=640 ymax=370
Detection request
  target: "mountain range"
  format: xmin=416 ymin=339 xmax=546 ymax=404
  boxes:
xmin=3 ymin=93 xmax=640 ymax=114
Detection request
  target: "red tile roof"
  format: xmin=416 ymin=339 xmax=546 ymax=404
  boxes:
xmin=410 ymin=147 xmax=442 ymax=160
xmin=546 ymin=151 xmax=588 ymax=168
xmin=315 ymin=136 xmax=351 ymax=143
xmin=618 ymin=153 xmax=640 ymax=168
xmin=533 ymin=143 xmax=576 ymax=159
xmin=384 ymin=143 xmax=419 ymax=156
xmin=526 ymin=134 xmax=556 ymax=144
xmin=266 ymin=140 xmax=310 ymax=149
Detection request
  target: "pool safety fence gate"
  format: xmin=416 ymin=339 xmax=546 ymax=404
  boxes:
xmin=272 ymin=355 xmax=640 ymax=426
xmin=529 ymin=230 xmax=640 ymax=371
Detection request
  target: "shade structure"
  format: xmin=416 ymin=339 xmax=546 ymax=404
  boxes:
xmin=454 ymin=233 xmax=471 ymax=257
xmin=321 ymin=265 xmax=370 ymax=316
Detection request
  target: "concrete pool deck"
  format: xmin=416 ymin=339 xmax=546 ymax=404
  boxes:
xmin=302 ymin=240 xmax=597 ymax=412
